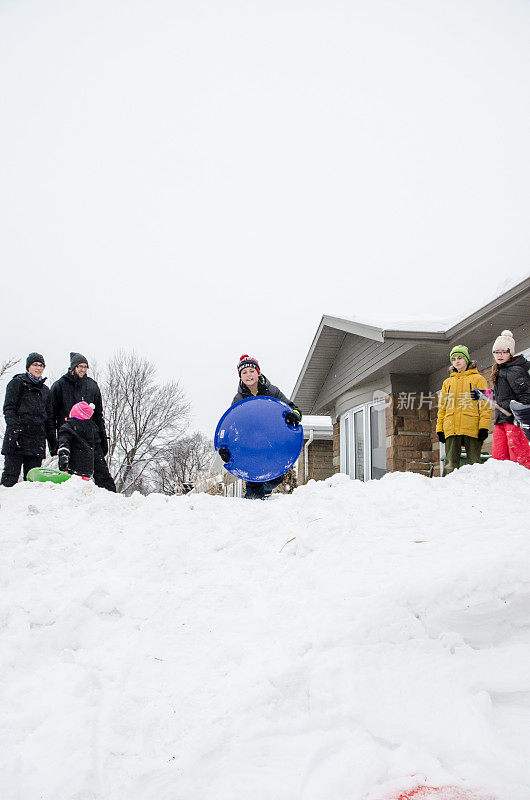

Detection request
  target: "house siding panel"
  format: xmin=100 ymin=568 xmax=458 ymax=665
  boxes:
xmin=315 ymin=337 xmax=414 ymax=410
xmin=334 ymin=377 xmax=392 ymax=419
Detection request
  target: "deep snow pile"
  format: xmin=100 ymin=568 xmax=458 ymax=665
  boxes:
xmin=1 ymin=460 xmax=530 ymax=800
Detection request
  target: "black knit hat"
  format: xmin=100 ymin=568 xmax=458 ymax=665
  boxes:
xmin=26 ymin=352 xmax=45 ymax=370
xmin=70 ymin=352 xmax=89 ymax=370
xmin=237 ymin=354 xmax=260 ymax=376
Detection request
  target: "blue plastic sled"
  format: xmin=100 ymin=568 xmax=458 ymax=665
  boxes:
xmin=511 ymin=400 xmax=530 ymax=441
xmin=214 ymin=396 xmax=304 ymax=482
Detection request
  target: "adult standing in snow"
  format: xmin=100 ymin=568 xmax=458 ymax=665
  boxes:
xmin=218 ymin=355 xmax=302 ymax=499
xmin=436 ymin=345 xmax=491 ymax=476
xmin=49 ymin=353 xmax=116 ymax=492
xmin=487 ymin=330 xmax=530 ymax=468
xmin=1 ymin=353 xmax=57 ymax=486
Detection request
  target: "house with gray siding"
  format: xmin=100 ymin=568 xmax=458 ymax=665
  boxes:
xmin=291 ymin=276 xmax=530 ymax=479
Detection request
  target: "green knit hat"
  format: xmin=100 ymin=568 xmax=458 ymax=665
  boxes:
xmin=449 ymin=344 xmax=470 ymax=364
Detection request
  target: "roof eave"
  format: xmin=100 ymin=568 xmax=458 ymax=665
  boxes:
xmin=445 ymin=275 xmax=530 ymax=340
xmin=291 ymin=315 xmax=384 ymax=400
xmin=383 ymin=329 xmax=448 ymax=342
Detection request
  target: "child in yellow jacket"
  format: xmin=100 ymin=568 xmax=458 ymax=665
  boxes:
xmin=436 ymin=345 xmax=492 ymax=476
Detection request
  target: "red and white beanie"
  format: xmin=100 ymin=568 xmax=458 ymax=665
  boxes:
xmin=492 ymin=330 xmax=515 ymax=355
xmin=237 ymin=354 xmax=260 ymax=376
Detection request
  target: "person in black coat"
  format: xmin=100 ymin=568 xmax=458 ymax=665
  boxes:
xmin=58 ymin=402 xmax=97 ymax=479
xmin=49 ymin=352 xmax=116 ymax=491
xmin=1 ymin=352 xmax=57 ymax=486
xmin=220 ymin=355 xmax=302 ymax=499
xmin=492 ymin=358 xmax=530 ymax=425
xmin=490 ymin=330 xmax=530 ymax=468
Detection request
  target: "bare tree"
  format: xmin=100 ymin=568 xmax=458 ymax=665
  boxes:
xmin=152 ymin=432 xmax=214 ymax=494
xmin=275 ymin=466 xmax=298 ymax=494
xmin=102 ymin=351 xmax=190 ymax=495
xmin=0 ymin=357 xmax=20 ymax=380
xmin=0 ymin=358 xmax=20 ymax=439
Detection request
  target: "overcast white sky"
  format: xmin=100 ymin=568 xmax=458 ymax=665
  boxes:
xmin=1 ymin=0 xmax=529 ymax=434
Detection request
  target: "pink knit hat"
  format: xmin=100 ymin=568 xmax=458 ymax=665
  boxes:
xmin=69 ymin=401 xmax=95 ymax=420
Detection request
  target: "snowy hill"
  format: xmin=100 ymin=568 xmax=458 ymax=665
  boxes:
xmin=1 ymin=461 xmax=529 ymax=800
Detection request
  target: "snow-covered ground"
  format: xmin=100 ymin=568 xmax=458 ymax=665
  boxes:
xmin=1 ymin=460 xmax=529 ymax=800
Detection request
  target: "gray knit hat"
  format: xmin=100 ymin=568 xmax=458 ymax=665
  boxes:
xmin=26 ymin=352 xmax=45 ymax=370
xmin=70 ymin=352 xmax=89 ymax=370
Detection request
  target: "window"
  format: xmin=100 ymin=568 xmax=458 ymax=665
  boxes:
xmin=343 ymin=415 xmax=350 ymax=475
xmin=370 ymin=403 xmax=386 ymax=479
xmin=340 ymin=400 xmax=387 ymax=481
xmin=354 ymin=409 xmax=365 ymax=481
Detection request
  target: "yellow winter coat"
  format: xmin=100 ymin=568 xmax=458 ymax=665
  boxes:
xmin=436 ymin=364 xmax=491 ymax=438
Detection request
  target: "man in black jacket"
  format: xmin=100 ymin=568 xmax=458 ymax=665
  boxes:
xmin=220 ymin=355 xmax=302 ymax=499
xmin=1 ymin=352 xmax=57 ymax=486
xmin=49 ymin=352 xmax=116 ymax=492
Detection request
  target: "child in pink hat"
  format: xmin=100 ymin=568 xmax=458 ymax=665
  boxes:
xmin=57 ymin=402 xmax=97 ymax=479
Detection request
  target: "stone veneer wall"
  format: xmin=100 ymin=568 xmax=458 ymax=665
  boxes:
xmin=297 ymin=440 xmax=334 ymax=484
xmin=385 ymin=394 xmax=439 ymax=476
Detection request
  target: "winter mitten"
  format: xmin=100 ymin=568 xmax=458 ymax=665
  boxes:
xmin=437 ymin=432 xmax=445 ymax=443
xmin=218 ymin=447 xmax=230 ymax=463
xmin=477 ymin=428 xmax=489 ymax=442
xmin=49 ymin=441 xmax=58 ymax=457
xmin=470 ymin=388 xmax=482 ymax=401
xmin=285 ymin=411 xmax=300 ymax=427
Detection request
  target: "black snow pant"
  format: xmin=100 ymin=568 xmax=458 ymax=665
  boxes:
xmin=1 ymin=454 xmax=43 ymax=486
xmin=244 ymin=475 xmax=284 ymax=499
xmin=93 ymin=446 xmax=117 ymax=492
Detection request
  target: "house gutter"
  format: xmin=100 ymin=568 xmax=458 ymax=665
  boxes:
xmin=304 ymin=429 xmax=314 ymax=480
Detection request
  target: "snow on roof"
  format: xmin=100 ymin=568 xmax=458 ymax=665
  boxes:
xmin=301 ymin=415 xmax=333 ymax=429
xmin=332 ymin=272 xmax=530 ymax=335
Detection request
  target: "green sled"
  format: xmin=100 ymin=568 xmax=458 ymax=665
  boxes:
xmin=27 ymin=467 xmax=72 ymax=484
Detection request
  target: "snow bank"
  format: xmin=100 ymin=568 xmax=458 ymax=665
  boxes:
xmin=1 ymin=460 xmax=529 ymax=800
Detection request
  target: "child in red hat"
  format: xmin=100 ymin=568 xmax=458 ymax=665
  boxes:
xmin=219 ymin=355 xmax=302 ymax=499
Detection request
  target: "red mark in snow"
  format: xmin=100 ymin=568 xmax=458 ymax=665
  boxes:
xmin=383 ymin=786 xmax=496 ymax=800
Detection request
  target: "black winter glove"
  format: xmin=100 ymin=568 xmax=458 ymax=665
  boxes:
xmin=100 ymin=434 xmax=109 ymax=457
xmin=437 ymin=431 xmax=445 ymax=443
xmin=218 ymin=447 xmax=230 ymax=463
xmin=477 ymin=428 xmax=489 ymax=442
xmin=285 ymin=411 xmax=300 ymax=427
xmin=48 ymin=441 xmax=58 ymax=457
xmin=470 ymin=388 xmax=482 ymax=401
